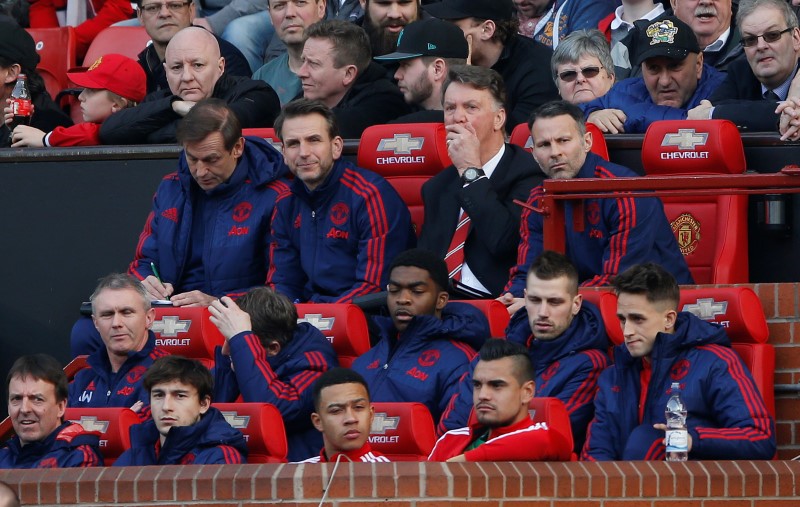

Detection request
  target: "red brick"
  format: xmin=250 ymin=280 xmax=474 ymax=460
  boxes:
xmin=777 ymin=448 xmax=799 ymax=459
xmin=300 ymin=462 xmax=324 ymax=500
xmin=36 ymin=472 xmax=58 ymax=504
xmin=774 ymin=345 xmax=800 ymax=371
xmin=605 ymin=462 xmax=626 ymax=497
xmin=351 ymin=464 xmax=377 ymax=498
xmin=615 ymin=461 xmax=643 ymax=497
xmin=774 ymin=371 xmax=795 ymax=385
xmin=395 ymin=461 xmax=421 ymax=498
xmin=94 ymin=466 xmax=122 ymax=502
xmin=713 ymin=461 xmax=743 ymax=497
xmin=212 ymin=463 xmax=244 ymax=500
xmin=580 ymin=460 xmax=608 ymax=498
xmin=700 ymin=501 xmax=752 ymax=507
xmin=501 ymin=501 xmax=552 ymax=507
xmin=448 ymin=462 xmax=472 ymax=498
xmin=272 ymin=462 xmax=296 ymax=500
xmin=603 ymin=501 xmax=655 ymax=507
xmin=777 ymin=284 xmax=797 ymax=318
xmin=548 ymin=462 xmax=574 ymax=497
xmin=757 ymin=284 xmax=776 ymax=318
xmin=737 ymin=461 xmax=762 ymax=497
xmin=231 ymin=463 xmax=259 ymax=499
xmin=770 ymin=460 xmax=799 ymax=497
xmin=647 ymin=461 xmax=675 ymax=497
xmin=776 ymin=397 xmax=800 ymax=425
xmin=768 ymin=321 xmax=793 ymax=344
xmin=75 ymin=467 xmax=105 ymax=504
xmin=754 ymin=500 xmax=800 ymax=507
xmin=374 ymin=463 xmax=397 ymax=498
xmin=423 ymin=462 xmax=451 ymax=497
xmin=638 ymin=461 xmax=660 ymax=498
xmin=113 ymin=465 xmax=140 ymax=503
xmin=479 ymin=462 xmax=515 ymax=498
xmin=154 ymin=463 xmax=182 ymax=501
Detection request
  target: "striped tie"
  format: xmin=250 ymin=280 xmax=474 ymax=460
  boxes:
xmin=445 ymin=210 xmax=471 ymax=280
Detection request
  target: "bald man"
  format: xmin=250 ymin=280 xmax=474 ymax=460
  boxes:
xmin=100 ymin=27 xmax=281 ymax=144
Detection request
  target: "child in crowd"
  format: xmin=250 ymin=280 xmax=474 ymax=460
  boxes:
xmin=4 ymin=53 xmax=145 ymax=147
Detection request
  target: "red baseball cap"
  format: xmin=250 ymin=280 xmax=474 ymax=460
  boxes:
xmin=68 ymin=53 xmax=147 ymax=103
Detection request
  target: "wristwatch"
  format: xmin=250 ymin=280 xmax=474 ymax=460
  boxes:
xmin=461 ymin=167 xmax=485 ymax=185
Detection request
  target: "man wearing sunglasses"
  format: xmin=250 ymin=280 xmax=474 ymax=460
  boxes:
xmin=688 ymin=0 xmax=800 ymax=132
xmin=582 ymin=15 xmax=725 ymax=133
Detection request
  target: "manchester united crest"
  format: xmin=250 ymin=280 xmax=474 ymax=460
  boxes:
xmin=670 ymin=212 xmax=701 ymax=255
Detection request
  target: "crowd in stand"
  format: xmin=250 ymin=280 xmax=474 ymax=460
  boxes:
xmin=0 ymin=0 xmax=787 ymax=469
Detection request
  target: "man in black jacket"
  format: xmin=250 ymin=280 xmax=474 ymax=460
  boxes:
xmin=297 ymin=19 xmax=410 ymax=138
xmin=100 ymin=26 xmax=280 ymax=144
xmin=424 ymin=0 xmax=559 ymax=132
xmin=418 ymin=65 xmax=544 ymax=297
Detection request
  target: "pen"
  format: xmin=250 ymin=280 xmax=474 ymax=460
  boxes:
xmin=150 ymin=262 xmax=170 ymax=300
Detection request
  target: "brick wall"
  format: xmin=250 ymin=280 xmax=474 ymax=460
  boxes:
xmin=1 ymin=461 xmax=798 ymax=506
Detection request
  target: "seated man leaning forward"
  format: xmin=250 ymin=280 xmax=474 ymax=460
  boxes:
xmin=428 ymin=339 xmax=567 ymax=462
xmin=71 ymin=99 xmax=290 ymax=357
xmin=268 ymin=98 xmax=414 ymax=303
xmin=297 ymin=367 xmax=389 ymax=463
xmin=582 ymin=16 xmax=725 ymax=133
xmin=99 ymin=26 xmax=281 ymax=144
xmin=500 ymin=100 xmax=692 ymax=313
xmin=115 ymin=355 xmax=247 ymax=465
xmin=582 ymin=263 xmax=776 ymax=461
xmin=208 ymin=287 xmax=338 ymax=462
xmin=0 ymin=354 xmax=103 ymax=469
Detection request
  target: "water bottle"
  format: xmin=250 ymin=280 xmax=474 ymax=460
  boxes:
xmin=665 ymin=381 xmax=688 ymax=462
xmin=8 ymin=74 xmax=32 ymax=131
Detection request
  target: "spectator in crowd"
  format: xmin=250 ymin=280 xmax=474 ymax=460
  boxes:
xmin=671 ymin=0 xmax=741 ymax=70
xmin=328 ymin=0 xmax=361 ymax=21
xmin=0 ymin=20 xmax=71 ymax=147
xmin=375 ymin=17 xmax=469 ymax=123
xmin=298 ymin=368 xmax=388 ymax=463
xmin=135 ymin=0 xmax=250 ymax=94
xmin=115 ymin=356 xmax=247 ymax=465
xmin=1 ymin=355 xmax=103 ymax=469
xmin=359 ymin=0 xmax=422 ymax=58
xmin=28 ymin=0 xmax=133 ymax=60
xmin=268 ymin=99 xmax=414 ymax=303
xmin=352 ymin=249 xmax=486 ymax=433
xmin=71 ymin=99 xmax=289 ymax=356
xmin=582 ymin=263 xmax=776 ymax=460
xmin=297 ymin=19 xmax=409 ymax=138
xmin=551 ymin=29 xmax=616 ymax=105
xmin=100 ymin=26 xmax=280 ymax=144
xmin=583 ymin=16 xmax=725 ymax=133
xmin=516 ymin=0 xmax=554 ymax=38
xmin=0 ymin=482 xmax=19 ymax=507
xmin=419 ymin=65 xmax=544 ymax=297
xmin=6 ymin=54 xmax=146 ymax=147
xmin=689 ymin=0 xmax=800 ymax=132
xmin=208 ymin=287 xmax=338 ymax=462
xmin=501 ymin=101 xmax=692 ymax=303
xmin=69 ymin=273 xmax=168 ymax=416
xmin=523 ymin=0 xmax=617 ymax=49
xmin=444 ymin=251 xmax=609 ymax=452
xmin=252 ymin=0 xmax=326 ymax=105
xmin=603 ymin=0 xmax=665 ymax=79
xmin=428 ymin=339 xmax=565 ymax=461
xmin=424 ymin=0 xmax=560 ymax=132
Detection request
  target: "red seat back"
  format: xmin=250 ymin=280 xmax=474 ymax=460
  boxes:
xmin=27 ymin=27 xmax=76 ymax=99
xmin=642 ymin=120 xmax=748 ymax=284
xmin=456 ymin=299 xmax=510 ymax=339
xmin=369 ymin=402 xmax=436 ymax=461
xmin=357 ymin=123 xmax=451 ymax=177
xmin=509 ymin=122 xmax=609 ymax=161
xmin=213 ymin=402 xmax=288 ymax=463
xmin=386 ymin=175 xmax=428 ymax=237
xmin=65 ymin=407 xmax=139 ymax=465
xmin=242 ymin=128 xmax=283 ymax=153
xmin=151 ymin=306 xmax=225 ymax=360
xmin=82 ymin=26 xmax=152 ymax=66
xmin=579 ymin=289 xmax=622 ymax=345
xmin=528 ymin=397 xmax=575 ymax=461
xmin=295 ymin=303 xmax=370 ymax=368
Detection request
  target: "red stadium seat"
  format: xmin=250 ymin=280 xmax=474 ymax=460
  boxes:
xmin=369 ymin=402 xmax=436 ymax=461
xmin=642 ymin=120 xmax=748 ymax=284
xmin=82 ymin=26 xmax=152 ymax=66
xmin=27 ymin=27 xmax=77 ymax=99
xmin=295 ymin=303 xmax=371 ymax=368
xmin=65 ymin=407 xmax=139 ymax=465
xmin=509 ymin=122 xmax=609 ymax=161
xmin=242 ymin=127 xmax=283 ymax=153
xmin=64 ymin=354 xmax=90 ymax=381
xmin=151 ymin=306 xmax=225 ymax=360
xmin=579 ymin=289 xmax=621 ymax=345
xmin=457 ymin=299 xmax=510 ymax=338
xmin=678 ymin=287 xmax=774 ymax=418
xmin=357 ymin=123 xmax=452 ymax=236
xmin=214 ymin=402 xmax=288 ymax=463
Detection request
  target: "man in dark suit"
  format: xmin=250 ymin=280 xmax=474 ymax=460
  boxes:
xmin=418 ymin=65 xmax=544 ymax=297
xmin=687 ymin=0 xmax=800 ymax=132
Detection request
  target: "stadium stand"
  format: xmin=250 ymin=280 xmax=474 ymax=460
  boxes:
xmin=27 ymin=26 xmax=77 ymax=99
xmin=369 ymin=402 xmax=437 ymax=461
xmin=214 ymin=402 xmax=288 ymax=463
xmin=82 ymin=26 xmax=152 ymax=65
xmin=295 ymin=303 xmax=370 ymax=368
xmin=65 ymin=407 xmax=139 ymax=465
xmin=642 ymin=119 xmax=749 ymax=284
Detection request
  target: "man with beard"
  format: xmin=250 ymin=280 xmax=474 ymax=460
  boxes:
xmin=427 ymin=339 xmax=565 ymax=462
xmin=358 ymin=0 xmax=422 ymax=59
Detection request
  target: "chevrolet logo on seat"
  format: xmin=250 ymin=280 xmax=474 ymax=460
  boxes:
xmin=72 ymin=416 xmax=109 ymax=433
xmin=661 ymin=129 xmax=708 ymax=150
xmin=371 ymin=412 xmax=400 ymax=434
xmin=298 ymin=314 xmax=335 ymax=332
xmin=377 ymin=134 xmax=424 ymax=154
xmin=151 ymin=316 xmax=191 ymax=337
xmin=221 ymin=411 xmax=250 ymax=429
xmin=682 ymin=298 xmax=728 ymax=320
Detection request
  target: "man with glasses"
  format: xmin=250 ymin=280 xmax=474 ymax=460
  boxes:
xmin=688 ymin=0 xmax=800 ymax=132
xmin=135 ymin=0 xmax=250 ymax=94
xmin=582 ymin=15 xmax=725 ymax=133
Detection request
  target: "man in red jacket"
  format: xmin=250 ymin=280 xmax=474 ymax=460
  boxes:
xmin=428 ymin=339 xmax=566 ymax=462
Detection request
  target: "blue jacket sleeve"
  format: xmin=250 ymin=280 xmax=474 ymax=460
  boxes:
xmin=581 ymin=369 xmax=620 ymax=461
xmin=212 ymin=346 xmax=241 ymax=402
xmin=554 ymin=350 xmax=609 ymax=452
xmin=435 ymin=344 xmax=475 ymax=435
xmin=504 ymin=186 xmax=544 ymax=297
xmin=436 ymin=363 xmax=474 ymax=435
xmin=194 ymin=445 xmax=245 ymax=464
xmin=268 ymin=200 xmax=307 ymax=302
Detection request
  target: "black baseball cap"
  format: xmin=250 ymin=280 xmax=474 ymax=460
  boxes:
xmin=423 ymin=0 xmax=514 ymax=22
xmin=634 ymin=16 xmax=700 ymax=66
xmin=375 ymin=18 xmax=469 ymax=61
